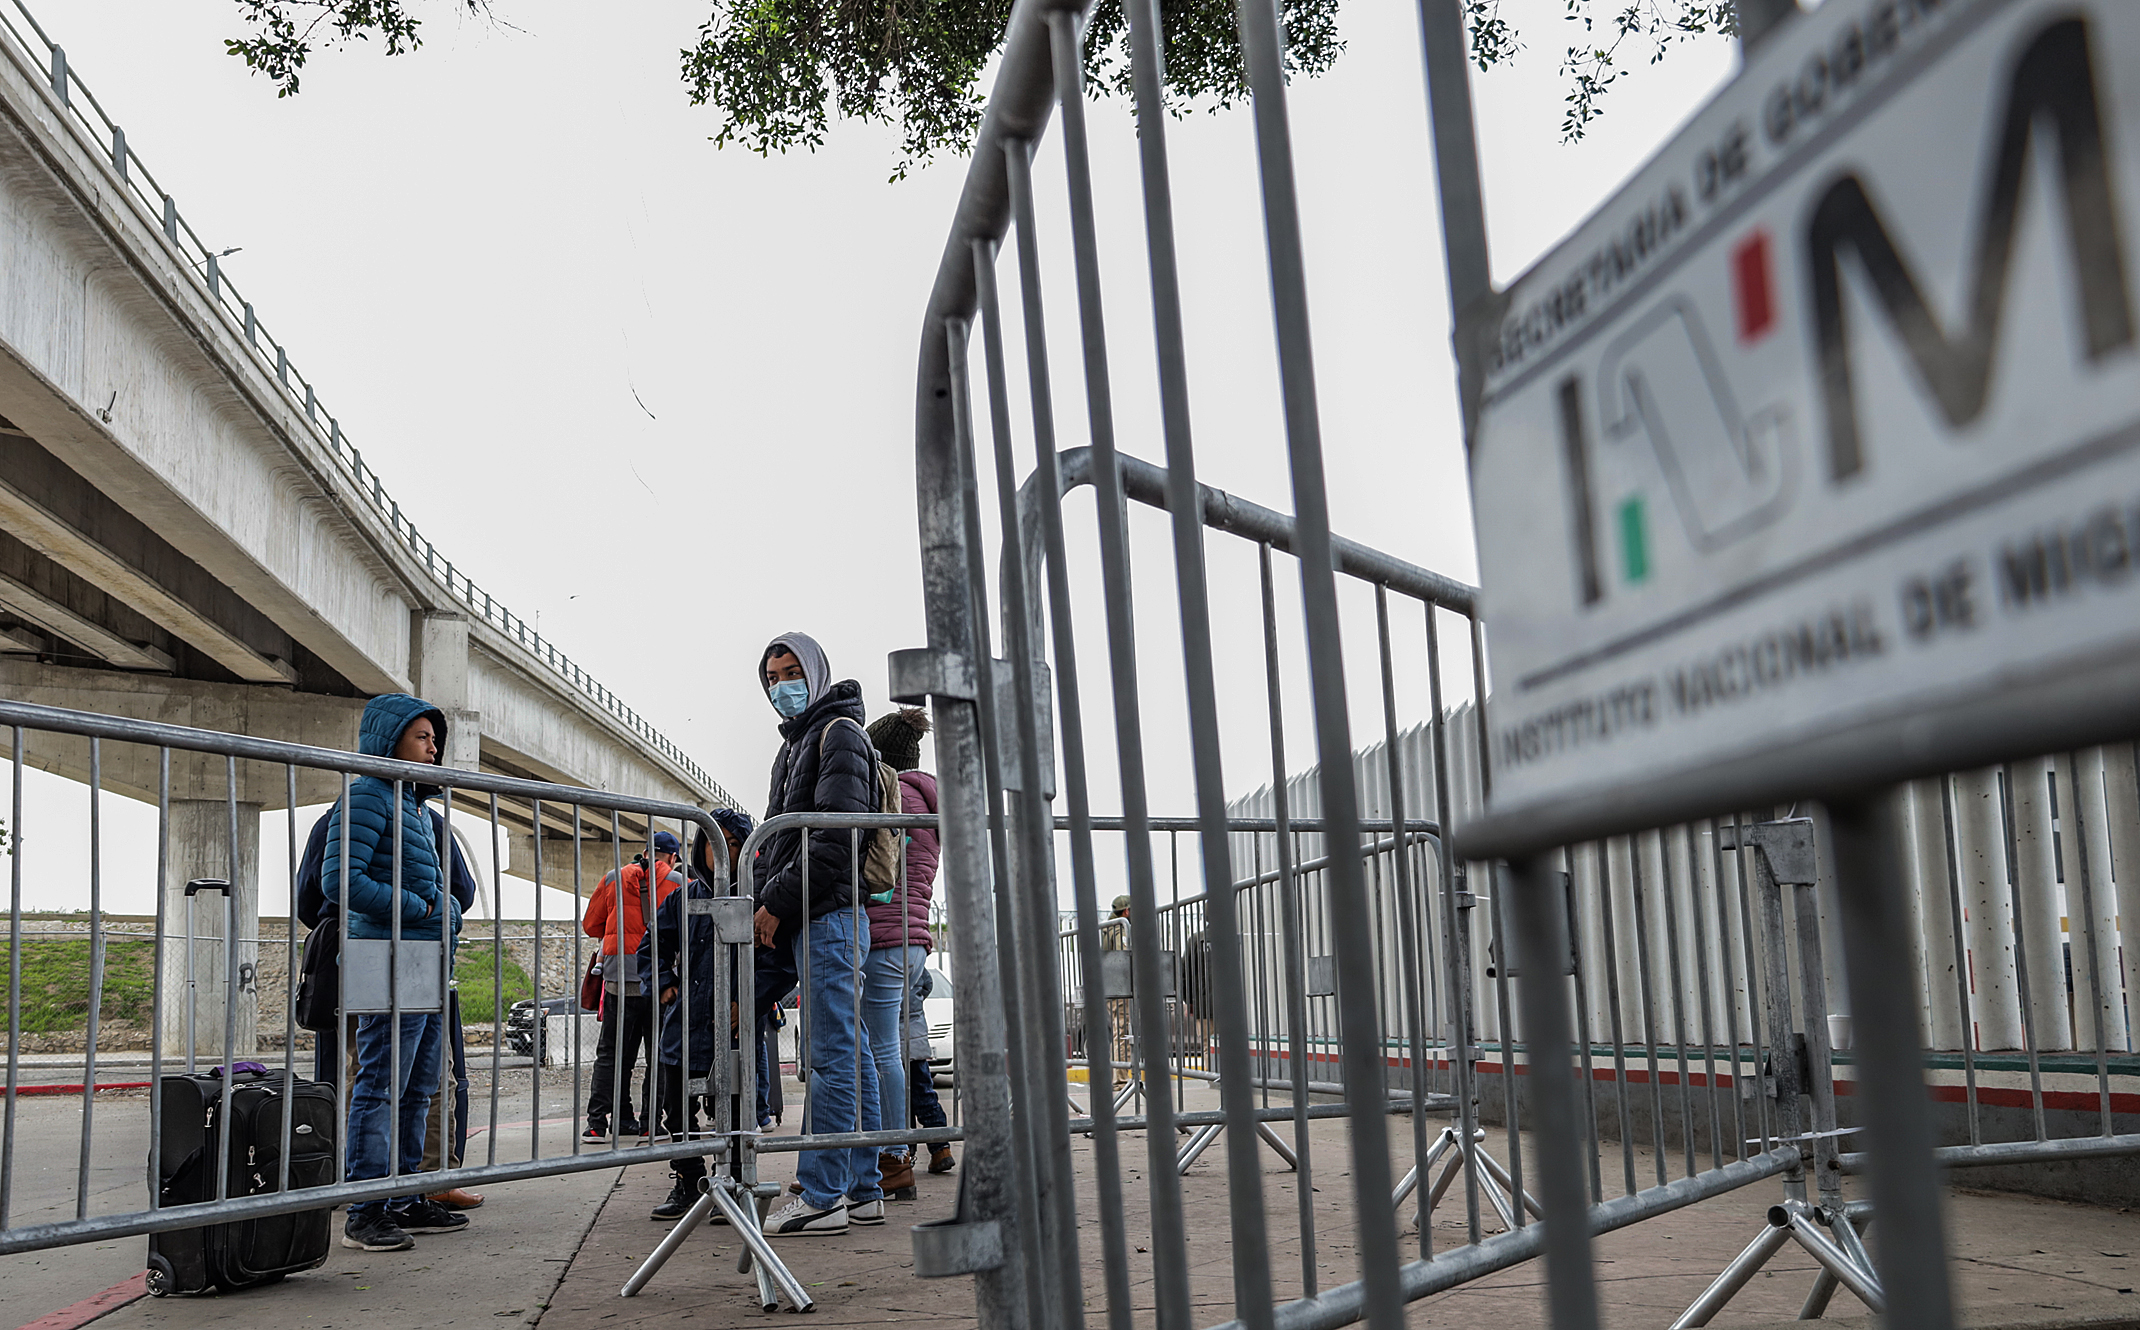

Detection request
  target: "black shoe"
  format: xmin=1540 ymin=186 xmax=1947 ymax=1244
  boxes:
xmin=583 ymin=1120 xmax=610 ymax=1141
xmin=387 ymin=1197 xmax=470 ymax=1234
xmin=620 ymin=1119 xmax=647 ymax=1139
xmin=646 ymin=1173 xmax=697 ymax=1216
xmin=342 ymin=1209 xmax=415 ymax=1252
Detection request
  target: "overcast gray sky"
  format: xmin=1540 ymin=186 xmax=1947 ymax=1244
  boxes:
xmin=11 ymin=0 xmax=1736 ymax=912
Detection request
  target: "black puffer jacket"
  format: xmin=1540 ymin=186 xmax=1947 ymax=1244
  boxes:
xmin=757 ymin=679 xmax=876 ymax=933
xmin=637 ymin=827 xmax=729 ymax=1076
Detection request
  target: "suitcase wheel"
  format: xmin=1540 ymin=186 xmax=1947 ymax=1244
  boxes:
xmin=145 ymin=1254 xmax=174 ymax=1298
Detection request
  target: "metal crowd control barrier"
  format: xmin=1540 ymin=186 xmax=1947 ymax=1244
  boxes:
xmin=901 ymin=2 xmax=2140 ymax=1329
xmin=0 ymin=698 xmax=809 ymax=1312
xmin=1419 ymin=0 xmax=2140 ymax=1326
xmin=621 ymin=808 xmax=962 ymax=1297
xmin=894 ymin=0 xmax=1802 ymax=1313
xmin=1260 ymin=728 xmax=2140 ymax=1199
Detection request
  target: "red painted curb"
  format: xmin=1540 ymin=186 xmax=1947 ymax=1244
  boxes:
xmin=17 ymin=1272 xmax=148 ymax=1330
xmin=3 ymin=1083 xmax=152 ymax=1098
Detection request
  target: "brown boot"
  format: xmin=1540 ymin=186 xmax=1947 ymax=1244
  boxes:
xmin=879 ymin=1151 xmax=917 ymax=1199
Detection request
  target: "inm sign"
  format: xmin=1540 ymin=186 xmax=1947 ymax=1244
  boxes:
xmin=1462 ymin=0 xmax=2140 ymax=853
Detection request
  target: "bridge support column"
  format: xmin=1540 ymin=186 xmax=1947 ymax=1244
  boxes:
xmin=159 ymin=798 xmax=260 ymax=1062
xmin=508 ymin=831 xmax=627 ymax=896
xmin=413 ymin=611 xmax=481 ymax=772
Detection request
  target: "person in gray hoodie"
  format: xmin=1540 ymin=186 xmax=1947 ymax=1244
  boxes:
xmin=753 ymin=632 xmax=885 ymax=1238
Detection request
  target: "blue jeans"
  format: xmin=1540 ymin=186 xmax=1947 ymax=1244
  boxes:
xmin=910 ymin=1059 xmax=946 ymax=1132
xmin=346 ymin=1012 xmax=442 ymax=1216
xmin=794 ymin=908 xmax=882 ymax=1210
xmin=863 ymin=945 xmax=926 ymax=1148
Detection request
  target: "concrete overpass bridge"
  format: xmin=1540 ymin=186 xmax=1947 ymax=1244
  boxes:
xmin=0 ymin=1 xmax=741 ymax=916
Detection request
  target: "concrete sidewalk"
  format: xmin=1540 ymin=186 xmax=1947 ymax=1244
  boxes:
xmin=4 ymin=1081 xmax=614 ymax=1330
xmin=536 ymin=1145 xmax=964 ymax=1328
xmin=92 ymin=1156 xmax=619 ymax=1330
xmin=14 ymin=1074 xmax=2140 ymax=1330
xmin=523 ymin=1090 xmax=2140 ymax=1329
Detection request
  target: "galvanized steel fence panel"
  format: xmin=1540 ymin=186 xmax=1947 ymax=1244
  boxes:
xmin=902 ymin=2 xmax=2140 ymax=1330
xmin=0 ymin=698 xmax=812 ymax=1309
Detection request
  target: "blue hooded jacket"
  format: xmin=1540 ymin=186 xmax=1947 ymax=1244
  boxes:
xmin=321 ymin=693 xmax=463 ymax=945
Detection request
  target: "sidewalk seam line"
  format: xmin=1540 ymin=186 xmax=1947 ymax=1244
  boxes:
xmin=526 ymin=1166 xmax=625 ymax=1328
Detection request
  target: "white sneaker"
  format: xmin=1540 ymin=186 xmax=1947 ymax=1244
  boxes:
xmin=847 ymin=1198 xmax=885 ymax=1226
xmin=764 ymin=1195 xmax=848 ymax=1237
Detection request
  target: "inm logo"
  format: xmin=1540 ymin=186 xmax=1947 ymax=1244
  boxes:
xmin=1561 ymin=15 xmax=2135 ymax=612
xmin=1733 ymin=230 xmax=1776 ymax=344
xmin=1806 ymin=16 xmax=2133 ymax=481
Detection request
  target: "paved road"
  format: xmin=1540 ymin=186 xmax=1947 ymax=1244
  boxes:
xmin=5 ymin=1089 xmax=167 ymax=1319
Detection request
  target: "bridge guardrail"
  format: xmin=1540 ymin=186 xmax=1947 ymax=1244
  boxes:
xmin=0 ymin=0 xmax=734 ymax=808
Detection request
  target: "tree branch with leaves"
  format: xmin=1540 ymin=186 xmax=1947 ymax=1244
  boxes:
xmin=224 ymin=0 xmax=480 ymax=96
xmin=1518 ymin=1 xmax=1738 ymax=141
xmin=224 ymin=0 xmax=1734 ymax=167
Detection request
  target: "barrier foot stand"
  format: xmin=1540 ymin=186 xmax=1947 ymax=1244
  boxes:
xmin=621 ymin=1186 xmax=721 ymax=1298
xmin=1667 ymin=1200 xmax=1880 ymax=1327
xmin=1472 ymin=1140 xmax=1545 ymax=1220
xmin=1422 ymin=1149 xmax=1466 ymax=1213
xmin=1253 ymin=1120 xmax=1300 ymax=1170
xmin=1668 ymin=1219 xmax=1797 ymax=1327
xmin=1801 ymin=1207 xmax=1876 ymax=1319
xmin=1473 ymin=1160 xmax=1522 ymax=1231
xmin=1396 ymin=1126 xmax=1469 ymax=1231
xmin=1786 ymin=1206 xmax=1882 ymax=1314
xmin=1174 ymin=1116 xmax=1311 ymax=1175
xmin=1175 ymin=1121 xmax=1224 ymax=1174
xmin=1395 ymin=1127 xmax=1469 ymax=1207
xmin=1111 ymin=1076 xmax=1142 ymax=1115
xmin=730 ymin=1189 xmax=779 ymax=1310
xmin=1397 ymin=1128 xmax=1527 ymax=1230
xmin=716 ymin=1177 xmax=815 ymax=1313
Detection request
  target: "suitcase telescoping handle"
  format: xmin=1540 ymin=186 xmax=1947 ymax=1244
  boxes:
xmin=180 ymin=879 xmax=237 ymax=1082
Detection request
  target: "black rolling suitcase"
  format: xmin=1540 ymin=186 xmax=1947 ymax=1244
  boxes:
xmin=145 ymin=1066 xmax=337 ymax=1295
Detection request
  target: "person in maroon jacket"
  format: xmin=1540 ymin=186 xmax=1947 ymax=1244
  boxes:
xmin=860 ymin=707 xmax=940 ymax=1197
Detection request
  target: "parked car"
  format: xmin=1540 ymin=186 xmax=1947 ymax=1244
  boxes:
xmin=922 ymin=962 xmax=955 ymax=1087
xmin=506 ymin=995 xmax=576 ymax=1063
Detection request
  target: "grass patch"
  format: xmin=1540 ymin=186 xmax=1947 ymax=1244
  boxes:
xmin=0 ymin=939 xmax=156 ymax=1032
xmin=455 ymin=944 xmax=534 ymax=1026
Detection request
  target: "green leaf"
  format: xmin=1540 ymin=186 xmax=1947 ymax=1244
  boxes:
xmin=226 ymin=0 xmax=1736 ymax=166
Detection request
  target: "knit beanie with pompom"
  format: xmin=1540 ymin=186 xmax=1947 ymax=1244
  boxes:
xmin=865 ymin=707 xmax=931 ymax=772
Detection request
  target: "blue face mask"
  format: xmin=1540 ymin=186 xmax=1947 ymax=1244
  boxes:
xmin=769 ymin=679 xmax=809 ymax=718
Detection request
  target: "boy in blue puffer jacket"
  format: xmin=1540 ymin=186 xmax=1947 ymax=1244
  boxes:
xmin=323 ymin=692 xmax=468 ymax=1253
